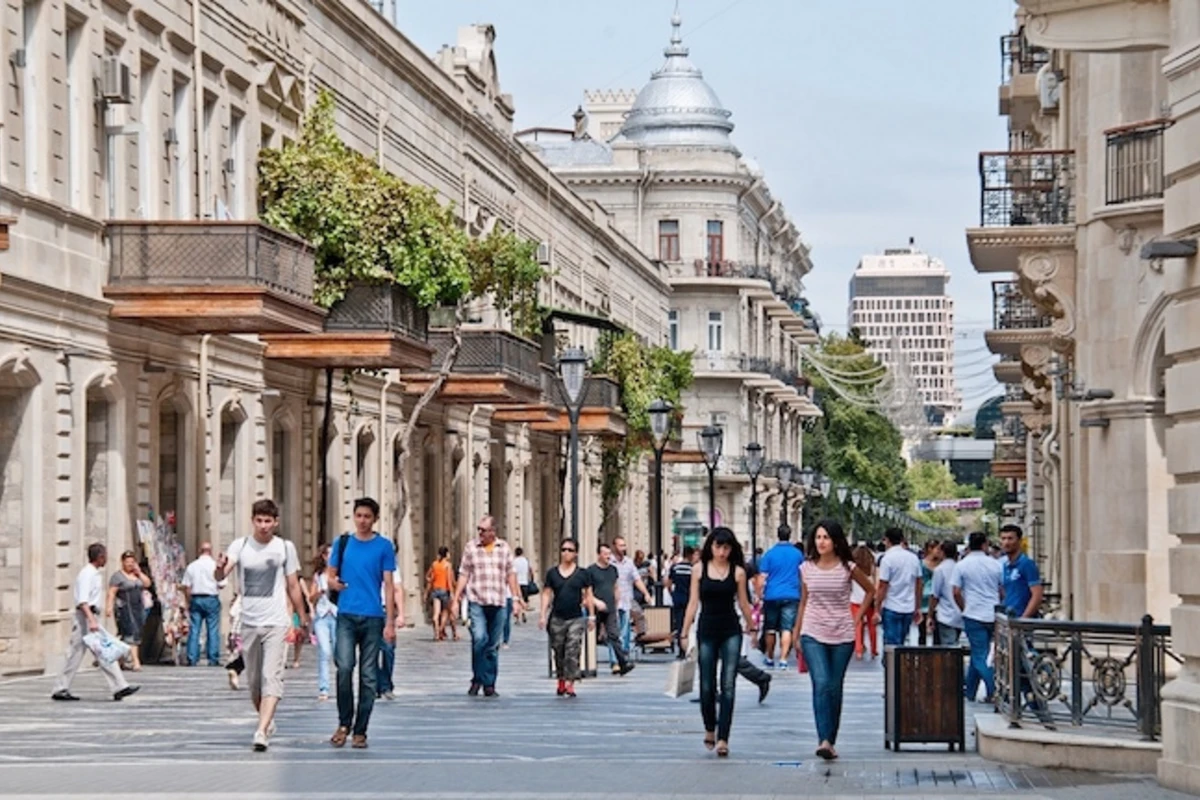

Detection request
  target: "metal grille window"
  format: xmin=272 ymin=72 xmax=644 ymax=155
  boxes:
xmin=1105 ymin=120 xmax=1169 ymax=205
xmin=979 ymin=150 xmax=1075 ymax=227
xmin=1000 ymin=29 xmax=1050 ymax=83
xmin=993 ymin=281 xmax=1053 ymax=330
xmin=659 ymin=220 xmax=680 ymax=262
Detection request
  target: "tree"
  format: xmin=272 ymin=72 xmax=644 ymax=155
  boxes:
xmin=259 ymin=90 xmax=545 ymax=546
xmin=981 ymin=475 xmax=1009 ymax=517
xmin=905 ymin=461 xmax=961 ymax=529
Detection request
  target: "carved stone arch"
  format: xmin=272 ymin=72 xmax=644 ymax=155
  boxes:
xmin=1130 ymin=291 xmax=1173 ymax=401
xmin=0 ymin=345 xmax=41 ymax=388
xmin=218 ymin=390 xmax=248 ymax=423
xmin=81 ymin=362 xmax=122 ymax=402
xmin=271 ymin=403 xmax=298 ymax=433
xmin=156 ymin=380 xmax=193 ymax=416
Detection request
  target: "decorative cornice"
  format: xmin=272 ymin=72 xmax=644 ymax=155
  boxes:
xmin=966 ymin=226 xmax=1075 ymax=251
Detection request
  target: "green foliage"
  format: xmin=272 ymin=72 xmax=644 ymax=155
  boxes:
xmin=803 ymin=334 xmax=908 ymax=507
xmin=905 ymin=461 xmax=962 ymax=529
xmin=259 ymin=90 xmax=545 ymax=314
xmin=981 ymin=475 xmax=1009 ymax=517
xmin=593 ymin=334 xmax=695 ymax=517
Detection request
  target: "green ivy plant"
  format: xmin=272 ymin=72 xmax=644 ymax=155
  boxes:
xmin=465 ymin=230 xmax=545 ymax=340
xmin=592 ymin=333 xmax=694 ymax=528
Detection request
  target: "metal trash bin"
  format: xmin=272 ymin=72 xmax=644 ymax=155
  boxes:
xmin=884 ymin=645 xmax=966 ymax=751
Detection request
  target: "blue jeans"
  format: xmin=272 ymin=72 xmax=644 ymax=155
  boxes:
xmin=468 ymin=602 xmax=506 ymax=689
xmin=334 ymin=613 xmax=384 ymax=736
xmin=963 ymin=618 xmax=995 ymax=701
xmin=313 ymin=614 xmax=336 ymax=694
xmin=187 ymin=595 xmax=222 ymax=665
xmin=377 ymin=639 xmax=396 ymax=695
xmin=607 ymin=608 xmax=632 ymax=666
xmin=800 ymin=636 xmax=855 ymax=746
xmin=697 ymin=632 xmax=741 ymax=742
xmin=503 ymin=597 xmax=513 ymax=645
xmin=881 ymin=608 xmax=912 ymax=648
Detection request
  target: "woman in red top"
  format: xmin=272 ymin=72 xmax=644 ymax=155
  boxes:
xmin=792 ymin=519 xmax=875 ymax=761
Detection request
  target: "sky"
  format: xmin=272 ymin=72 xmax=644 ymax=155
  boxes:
xmin=397 ymin=0 xmax=1016 ymax=409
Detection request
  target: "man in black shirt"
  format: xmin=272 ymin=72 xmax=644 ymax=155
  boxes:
xmin=587 ymin=543 xmax=634 ymax=676
xmin=539 ymin=537 xmax=595 ymax=697
xmin=666 ymin=546 xmax=696 ymax=657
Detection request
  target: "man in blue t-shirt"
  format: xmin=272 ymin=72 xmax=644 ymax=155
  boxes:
xmin=327 ymin=497 xmax=396 ymax=749
xmin=1000 ymin=524 xmax=1043 ymax=619
xmin=757 ymin=525 xmax=803 ymax=670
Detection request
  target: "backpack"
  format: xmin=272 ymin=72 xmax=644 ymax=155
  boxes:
xmin=327 ymin=533 xmax=351 ymax=606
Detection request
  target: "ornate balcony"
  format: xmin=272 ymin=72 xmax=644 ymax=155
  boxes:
xmin=1000 ymin=31 xmax=1050 ymax=126
xmin=104 ymin=221 xmax=325 ymax=334
xmin=1105 ymin=119 xmax=1169 ymax=206
xmin=531 ymin=373 xmax=626 ymax=438
xmin=262 ymin=284 xmax=433 ymax=370
xmin=985 ymin=280 xmax=1056 ymax=356
xmin=402 ymin=329 xmax=542 ymax=405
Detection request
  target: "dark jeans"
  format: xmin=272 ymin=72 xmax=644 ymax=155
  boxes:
xmin=881 ymin=608 xmax=912 ymax=648
xmin=697 ymin=632 xmax=741 ymax=742
xmin=467 ymin=602 xmax=506 ymax=688
xmin=187 ymin=596 xmax=222 ymax=665
xmin=334 ymin=613 xmax=384 ymax=736
xmin=936 ymin=622 xmax=962 ymax=646
xmin=377 ymin=639 xmax=395 ymax=695
xmin=596 ymin=610 xmax=629 ymax=669
xmin=963 ymin=617 xmax=995 ymax=701
xmin=503 ymin=597 xmax=513 ymax=645
xmin=737 ymin=656 xmax=770 ymax=687
xmin=800 ymin=636 xmax=855 ymax=745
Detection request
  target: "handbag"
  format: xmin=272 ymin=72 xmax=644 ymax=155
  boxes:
xmin=664 ymin=653 xmax=697 ymax=698
xmin=327 ymin=533 xmax=350 ymax=606
xmin=526 ymin=576 xmax=540 ymax=596
xmin=83 ymin=628 xmax=132 ymax=665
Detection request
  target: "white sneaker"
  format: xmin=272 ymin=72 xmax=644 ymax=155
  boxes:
xmin=266 ymin=720 xmax=276 ymax=738
xmin=252 ymin=730 xmax=269 ymax=752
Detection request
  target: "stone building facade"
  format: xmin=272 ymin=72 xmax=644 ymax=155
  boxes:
xmin=967 ymin=1 xmax=1198 ymax=791
xmin=519 ymin=12 xmax=820 ymax=553
xmin=0 ymin=1 xmax=669 ymax=672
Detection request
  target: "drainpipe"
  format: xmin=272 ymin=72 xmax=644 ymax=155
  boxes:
xmin=466 ymin=406 xmax=483 ymax=538
xmin=1040 ymin=387 xmax=1063 ymax=615
xmin=197 ymin=334 xmax=211 ymax=545
xmin=379 ymin=370 xmax=395 ymax=539
xmin=191 ymin=0 xmax=204 ymax=218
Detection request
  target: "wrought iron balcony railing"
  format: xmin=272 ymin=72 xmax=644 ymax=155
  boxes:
xmin=995 ymin=611 xmax=1179 ymax=740
xmin=1105 ymin=119 xmax=1170 ymax=206
xmin=979 ymin=150 xmax=1075 ymax=227
xmin=1001 ymin=30 xmax=1050 ymax=83
xmin=325 ymin=284 xmax=428 ymax=340
xmin=547 ymin=373 xmax=621 ymax=409
xmin=429 ymin=329 xmax=541 ymax=386
xmin=993 ymin=281 xmax=1054 ymax=330
xmin=107 ymin=221 xmax=315 ymax=300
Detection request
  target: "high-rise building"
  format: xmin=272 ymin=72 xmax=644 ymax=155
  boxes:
xmin=847 ymin=242 xmax=960 ymax=415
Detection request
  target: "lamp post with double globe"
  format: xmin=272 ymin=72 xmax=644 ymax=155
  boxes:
xmin=699 ymin=426 xmax=724 ymax=532
xmin=558 ymin=347 xmax=589 ymax=542
xmin=648 ymin=399 xmax=673 ymax=603
xmin=744 ymin=442 xmax=765 ymax=563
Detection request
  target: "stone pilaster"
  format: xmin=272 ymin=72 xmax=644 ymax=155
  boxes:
xmin=53 ymin=355 xmax=74 ymax=614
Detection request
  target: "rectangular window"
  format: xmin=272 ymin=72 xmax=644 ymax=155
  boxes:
xmin=659 ymin=220 xmax=680 ymax=262
xmin=707 ymin=310 xmax=723 ymax=352
xmin=228 ymin=108 xmax=244 ymax=218
xmin=667 ymin=309 xmax=679 ymax=350
xmin=22 ymin=0 xmax=43 ymax=193
xmin=201 ymin=92 xmax=216 ymax=218
xmin=706 ymin=220 xmax=724 ymax=263
xmin=65 ymin=16 xmax=88 ymax=210
xmin=172 ymin=76 xmax=191 ymax=219
xmin=138 ymin=56 xmax=158 ymax=218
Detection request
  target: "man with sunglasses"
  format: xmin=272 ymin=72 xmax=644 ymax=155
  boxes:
xmin=539 ymin=537 xmax=596 ymax=697
xmin=453 ymin=515 xmax=525 ymax=697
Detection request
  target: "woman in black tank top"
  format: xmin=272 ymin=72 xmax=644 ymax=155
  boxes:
xmin=680 ymin=527 xmax=757 ymax=757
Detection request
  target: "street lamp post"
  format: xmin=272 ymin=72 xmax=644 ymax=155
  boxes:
xmin=776 ymin=461 xmax=795 ymax=530
xmin=558 ymin=347 xmax=589 ymax=542
xmin=850 ymin=489 xmax=863 ymax=541
xmin=744 ymin=442 xmax=765 ymax=563
xmin=799 ymin=467 xmax=815 ymax=533
xmin=818 ymin=476 xmax=832 ymax=521
xmin=648 ymin=399 xmax=673 ymax=604
xmin=699 ymin=426 xmax=724 ymax=532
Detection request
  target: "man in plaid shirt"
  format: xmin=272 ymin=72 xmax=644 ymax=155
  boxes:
xmin=453 ymin=515 xmax=525 ymax=697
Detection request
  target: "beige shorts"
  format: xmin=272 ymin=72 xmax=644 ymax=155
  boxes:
xmin=242 ymin=625 xmax=288 ymax=701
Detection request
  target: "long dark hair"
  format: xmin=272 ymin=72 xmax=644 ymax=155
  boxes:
xmin=700 ymin=526 xmax=746 ymax=570
xmin=806 ymin=519 xmax=855 ymax=565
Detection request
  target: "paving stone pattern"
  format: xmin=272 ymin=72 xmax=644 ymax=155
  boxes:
xmin=0 ymin=623 xmax=1192 ymax=799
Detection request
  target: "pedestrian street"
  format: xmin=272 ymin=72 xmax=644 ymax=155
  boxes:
xmin=0 ymin=622 xmax=1187 ymax=800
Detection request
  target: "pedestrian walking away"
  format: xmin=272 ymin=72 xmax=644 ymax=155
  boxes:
xmin=681 ymin=527 xmax=757 ymax=758
xmin=792 ymin=520 xmax=875 ymax=761
xmin=666 ymin=546 xmax=696 ymax=656
xmin=182 ymin=542 xmax=226 ymax=667
xmin=953 ymin=531 xmax=1004 ymax=704
xmin=918 ymin=541 xmax=942 ymax=646
xmin=587 ymin=543 xmax=634 ymax=677
xmin=452 ymin=515 xmax=526 ymax=697
xmin=928 ymin=540 xmax=963 ymax=646
xmin=213 ymin=498 xmax=308 ymax=752
xmin=850 ymin=544 xmax=878 ymax=659
xmin=539 ymin=537 xmax=596 ymax=697
xmin=610 ymin=536 xmax=653 ymax=659
xmin=874 ymin=528 xmax=922 ymax=650
xmin=107 ymin=550 xmax=151 ymax=671
xmin=758 ymin=524 xmax=803 ymax=669
xmin=425 ymin=547 xmax=458 ymax=641
xmin=513 ymin=546 xmax=533 ymax=615
xmin=325 ymin=498 xmax=397 ymax=748
xmin=376 ymin=543 xmax=406 ymax=701
xmin=52 ymin=543 xmax=140 ymax=702
xmin=309 ymin=543 xmax=336 ymax=701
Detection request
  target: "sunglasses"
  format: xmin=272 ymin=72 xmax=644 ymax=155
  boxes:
xmin=561 ymin=547 xmax=576 ymax=553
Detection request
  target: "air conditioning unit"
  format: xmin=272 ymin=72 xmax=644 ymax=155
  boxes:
xmin=101 ymin=56 xmax=132 ymax=104
xmin=536 ymin=241 xmax=551 ymax=265
xmin=223 ymin=158 xmax=236 ymax=174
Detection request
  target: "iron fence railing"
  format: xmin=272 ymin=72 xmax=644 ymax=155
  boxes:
xmin=993 ymin=281 xmax=1054 ymax=330
xmin=994 ymin=611 xmax=1179 ymax=740
xmin=548 ymin=374 xmax=621 ymax=409
xmin=1001 ymin=30 xmax=1050 ymax=84
xmin=979 ymin=150 xmax=1075 ymax=227
xmin=107 ymin=221 xmax=315 ymax=300
xmin=1106 ymin=120 xmax=1170 ymax=205
xmin=429 ymin=329 xmax=540 ymax=386
xmin=325 ymin=284 xmax=428 ymax=339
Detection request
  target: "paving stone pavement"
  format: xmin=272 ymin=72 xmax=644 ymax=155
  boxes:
xmin=0 ymin=622 xmax=1193 ymax=799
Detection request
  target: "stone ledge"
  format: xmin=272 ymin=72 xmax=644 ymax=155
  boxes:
xmin=975 ymin=712 xmax=1160 ymax=774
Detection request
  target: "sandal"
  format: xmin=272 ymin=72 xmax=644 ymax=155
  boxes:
xmin=703 ymin=732 xmax=716 ymax=751
xmin=351 ymin=734 xmax=368 ymax=749
xmin=716 ymin=741 xmax=729 ymax=757
xmin=330 ymin=726 xmax=350 ymax=748
xmin=816 ymin=745 xmax=835 ymax=761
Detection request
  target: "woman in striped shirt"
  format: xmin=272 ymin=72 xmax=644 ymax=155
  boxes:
xmin=791 ymin=519 xmax=875 ymax=761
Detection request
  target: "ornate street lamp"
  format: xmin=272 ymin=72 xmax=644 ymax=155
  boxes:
xmin=558 ymin=346 xmax=589 ymax=542
xmin=818 ymin=475 xmax=832 ymax=521
xmin=776 ymin=461 xmax=795 ymax=530
xmin=698 ymin=425 xmax=724 ymax=531
xmin=744 ymin=442 xmax=765 ymax=563
xmin=648 ymin=399 xmax=673 ymax=603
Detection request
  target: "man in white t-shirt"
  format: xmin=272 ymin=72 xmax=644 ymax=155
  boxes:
xmin=52 ymin=543 xmax=139 ymax=702
xmin=513 ymin=547 xmax=532 ymax=623
xmin=873 ymin=528 xmax=923 ymax=649
xmin=214 ymin=498 xmax=307 ymax=752
xmin=182 ymin=542 xmax=226 ymax=666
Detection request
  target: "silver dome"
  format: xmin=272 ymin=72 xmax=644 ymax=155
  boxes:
xmin=615 ymin=13 xmax=737 ymax=151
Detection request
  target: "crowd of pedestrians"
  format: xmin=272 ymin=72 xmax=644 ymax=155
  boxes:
xmin=52 ymin=492 xmax=1043 ymax=759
